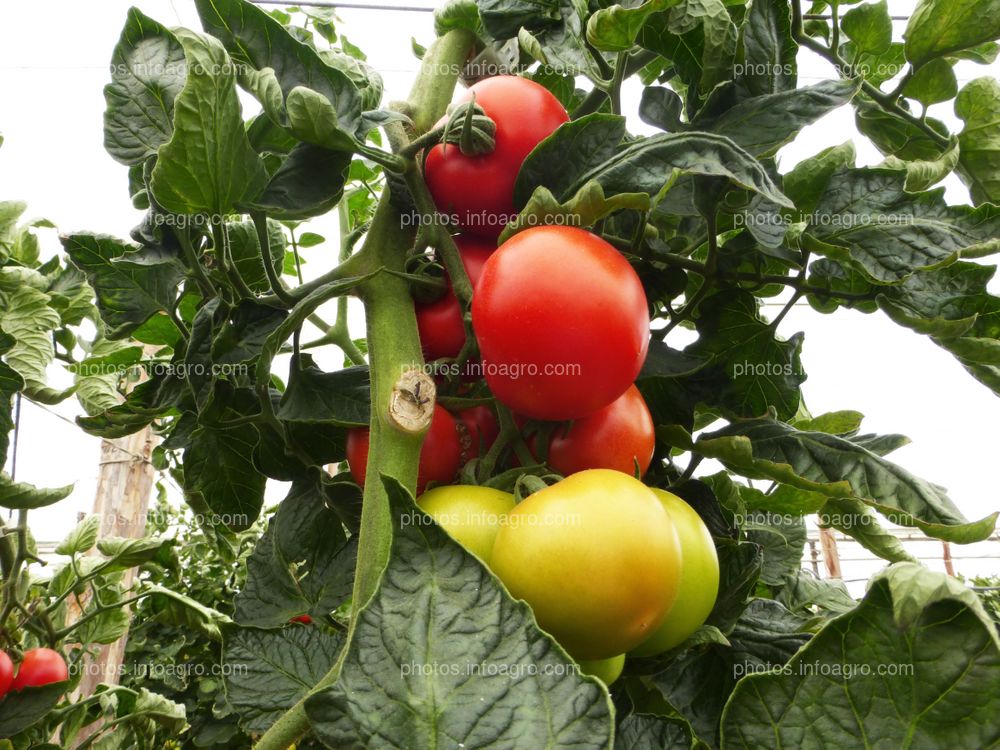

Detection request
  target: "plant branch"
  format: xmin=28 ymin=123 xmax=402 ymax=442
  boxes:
xmin=252 ymin=211 xmax=296 ymax=307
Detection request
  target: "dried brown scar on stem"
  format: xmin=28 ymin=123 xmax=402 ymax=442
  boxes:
xmin=389 ymin=368 xmax=436 ymax=433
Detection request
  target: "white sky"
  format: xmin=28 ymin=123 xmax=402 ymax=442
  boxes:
xmin=0 ymin=1 xmax=997 ymax=585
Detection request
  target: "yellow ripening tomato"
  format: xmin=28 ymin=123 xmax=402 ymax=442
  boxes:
xmin=578 ymin=653 xmax=625 ymax=685
xmin=630 ymin=489 xmax=719 ymax=657
xmin=417 ymin=485 xmax=516 ymax=563
xmin=490 ymin=469 xmax=682 ymax=660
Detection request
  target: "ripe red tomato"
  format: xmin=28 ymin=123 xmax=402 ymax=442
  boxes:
xmin=543 ymin=385 xmax=655 ymax=477
xmin=0 ymin=651 xmax=13 ymax=699
xmin=456 ymin=405 xmax=500 ymax=461
xmin=290 ymin=614 xmax=312 ymax=624
xmin=347 ymin=404 xmax=462 ymax=494
xmin=11 ymin=648 xmax=68 ymax=691
xmin=424 ymin=76 xmax=569 ymax=238
xmin=415 ymin=236 xmax=494 ymax=361
xmin=472 ymin=226 xmax=650 ymax=420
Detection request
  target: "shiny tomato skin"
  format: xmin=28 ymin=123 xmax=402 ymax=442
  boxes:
xmin=472 ymin=226 xmax=650 ymax=420
xmin=346 ymin=405 xmax=462 ymax=494
xmin=0 ymin=651 xmax=13 ymax=698
xmin=424 ymin=76 xmax=569 ymax=238
xmin=630 ymin=489 xmax=720 ymax=656
xmin=547 ymin=385 xmax=655 ymax=477
xmin=415 ymin=236 xmax=495 ymax=361
xmin=11 ymin=648 xmax=68 ymax=691
xmin=416 ymin=485 xmax=516 ymax=562
xmin=490 ymin=469 xmax=682 ymax=660
xmin=578 ymin=653 xmax=625 ymax=685
xmin=456 ymin=405 xmax=500 ymax=461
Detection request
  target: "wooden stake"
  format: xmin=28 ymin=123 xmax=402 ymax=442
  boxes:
xmin=818 ymin=526 xmax=842 ymax=579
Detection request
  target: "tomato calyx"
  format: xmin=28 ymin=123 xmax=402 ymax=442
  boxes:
xmin=440 ymin=96 xmax=496 ymax=156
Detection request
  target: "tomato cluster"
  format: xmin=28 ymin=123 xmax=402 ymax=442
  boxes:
xmin=0 ymin=647 xmax=68 ymax=700
xmin=415 ymin=471 xmax=719 ymax=679
xmin=348 ymin=75 xmax=720 ymax=680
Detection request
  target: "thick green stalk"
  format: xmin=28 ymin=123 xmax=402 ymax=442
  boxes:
xmin=252 ymin=28 xmax=475 ymax=750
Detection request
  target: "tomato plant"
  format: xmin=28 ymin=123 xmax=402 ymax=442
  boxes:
xmin=2 ymin=0 xmax=999 ymax=747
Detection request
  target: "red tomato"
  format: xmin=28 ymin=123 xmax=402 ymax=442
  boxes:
xmin=456 ymin=405 xmax=500 ymax=461
xmin=11 ymin=648 xmax=68 ymax=691
xmin=424 ymin=76 xmax=569 ymax=238
xmin=472 ymin=226 xmax=650 ymax=420
xmin=546 ymin=385 xmax=655 ymax=477
xmin=0 ymin=651 xmax=13 ymax=699
xmin=415 ymin=236 xmax=495 ymax=361
xmin=290 ymin=614 xmax=312 ymax=624
xmin=347 ymin=404 xmax=462 ymax=493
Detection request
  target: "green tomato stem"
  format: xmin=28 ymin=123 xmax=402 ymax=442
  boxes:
xmin=252 ymin=28 xmax=476 ymax=750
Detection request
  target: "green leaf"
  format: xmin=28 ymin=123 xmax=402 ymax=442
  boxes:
xmin=695 ymin=418 xmax=999 ymax=543
xmin=720 ymin=563 xmax=1000 ymax=749
xmin=226 ymin=220 xmax=285 ymax=294
xmin=0 ymin=357 xmax=22 ymax=468
xmin=801 ymin=167 xmax=1000 ymax=284
xmin=103 ymin=8 xmax=186 ymax=165
xmin=698 ymin=78 xmax=861 ymax=157
xmin=304 ymin=476 xmax=614 ymax=748
xmin=775 ymin=570 xmax=856 ymax=617
xmin=234 ymin=478 xmax=356 ymax=627
xmin=791 ymin=409 xmax=864 ymax=434
xmin=745 ymin=511 xmax=807 ymax=586
xmin=902 ymin=58 xmax=958 ymax=106
xmin=513 ymin=0 xmax=606 ymax=80
xmin=142 ymin=583 xmax=232 ymax=641
xmin=478 ymin=0 xmax=561 ymax=39
xmin=904 ymin=0 xmax=1000 ymax=67
xmin=956 ymin=77 xmax=1000 ymax=205
xmin=881 ymin=135 xmax=961 ymax=192
xmin=855 ymin=100 xmax=951 ymax=161
xmin=253 ymin=142 xmax=351 ymax=221
xmin=783 ymin=141 xmax=856 ymax=215
xmin=652 ymin=599 xmax=808 ymax=747
xmin=736 ymin=0 xmax=798 ymax=97
xmin=0 ymin=473 xmax=73 ymax=510
xmin=0 ymin=287 xmax=60 ymax=392
xmin=841 ymin=0 xmax=893 ymax=55
xmin=707 ymin=541 xmax=764 ymax=633
xmin=276 ymin=356 xmax=370 ymax=425
xmin=639 ymin=0 xmax=739 ymax=93
xmin=614 ymin=713 xmax=693 ymax=749
xmin=183 ymin=424 xmax=266 ymax=531
xmin=685 ymin=290 xmax=805 ymax=421
xmin=518 ymin=117 xmax=793 ymax=212
xmin=150 ymin=29 xmax=268 ymax=215
xmin=586 ymin=0 xmax=685 ymax=52
xmin=97 ymin=536 xmax=176 ymax=570
xmin=61 ymin=233 xmax=183 ymax=341
xmin=0 ymin=682 xmax=68 ymax=737
xmin=56 ymin=514 xmax=101 ymax=555
xmin=195 ymin=0 xmax=363 ymax=142
xmin=502 ymin=182 xmax=650 ymax=243
xmin=224 ymin=624 xmax=345 ymax=734
xmin=820 ymin=496 xmax=916 ymax=563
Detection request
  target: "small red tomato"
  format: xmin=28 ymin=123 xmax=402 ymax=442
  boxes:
xmin=0 ymin=651 xmax=13 ymax=699
xmin=11 ymin=648 xmax=68 ymax=691
xmin=472 ymin=226 xmax=650 ymax=420
xmin=290 ymin=614 xmax=312 ymax=624
xmin=546 ymin=385 xmax=655 ymax=477
xmin=415 ymin=236 xmax=495 ymax=361
xmin=455 ymin=405 xmax=500 ymax=461
xmin=424 ymin=76 xmax=569 ymax=238
xmin=347 ymin=405 xmax=462 ymax=493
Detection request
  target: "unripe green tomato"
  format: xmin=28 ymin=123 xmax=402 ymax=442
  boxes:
xmin=490 ymin=469 xmax=682 ymax=660
xmin=417 ymin=485 xmax=516 ymax=563
xmin=630 ymin=489 xmax=719 ymax=657
xmin=578 ymin=653 xmax=625 ymax=685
